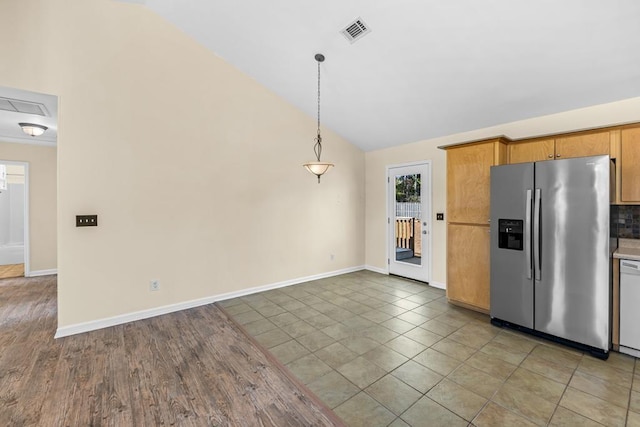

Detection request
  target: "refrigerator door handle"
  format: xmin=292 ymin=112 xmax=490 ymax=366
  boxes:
xmin=534 ymin=188 xmax=541 ymax=281
xmin=525 ymin=189 xmax=532 ymax=280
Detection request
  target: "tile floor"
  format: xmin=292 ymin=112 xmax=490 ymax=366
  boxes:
xmin=220 ymin=270 xmax=640 ymax=427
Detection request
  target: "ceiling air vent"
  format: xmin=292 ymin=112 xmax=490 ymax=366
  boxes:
xmin=0 ymin=97 xmax=49 ymax=116
xmin=341 ymin=18 xmax=371 ymax=44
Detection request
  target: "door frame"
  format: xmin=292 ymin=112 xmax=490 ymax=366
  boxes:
xmin=0 ymin=160 xmax=30 ymax=277
xmin=386 ymin=160 xmax=432 ymax=283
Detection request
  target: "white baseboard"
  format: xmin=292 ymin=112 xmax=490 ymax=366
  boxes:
xmin=365 ymin=265 xmax=388 ymax=275
xmin=429 ymin=280 xmax=446 ymax=290
xmin=55 ymin=265 xmax=366 ymax=338
xmin=28 ymin=269 xmax=57 ymax=277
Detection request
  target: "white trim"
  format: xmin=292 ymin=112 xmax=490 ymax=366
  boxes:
xmin=365 ymin=264 xmax=388 ymax=275
xmin=54 ymin=265 xmax=365 ymax=338
xmin=0 ymin=137 xmax=56 ymax=147
xmin=0 ymin=160 xmax=30 ymax=275
xmin=28 ymin=268 xmax=57 ymax=277
xmin=429 ymin=280 xmax=446 ymax=290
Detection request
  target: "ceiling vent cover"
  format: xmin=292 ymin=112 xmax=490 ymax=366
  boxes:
xmin=341 ymin=18 xmax=371 ymax=43
xmin=0 ymin=97 xmax=49 ymax=116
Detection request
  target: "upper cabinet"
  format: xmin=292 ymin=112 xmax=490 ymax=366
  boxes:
xmin=508 ymin=131 xmax=610 ymax=164
xmin=621 ymin=127 xmax=640 ymax=203
xmin=446 ymin=139 xmax=507 ymax=224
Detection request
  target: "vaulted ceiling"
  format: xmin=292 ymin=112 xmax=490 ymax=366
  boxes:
xmin=3 ymin=1 xmax=640 ymax=151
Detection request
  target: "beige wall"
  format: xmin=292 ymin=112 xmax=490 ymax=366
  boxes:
xmin=0 ymin=0 xmax=364 ymax=328
xmin=0 ymin=142 xmax=57 ymax=272
xmin=365 ymin=97 xmax=640 ymax=287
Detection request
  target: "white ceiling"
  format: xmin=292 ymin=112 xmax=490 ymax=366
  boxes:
xmin=137 ymin=0 xmax=640 ymax=151
xmin=0 ymin=86 xmax=58 ymax=147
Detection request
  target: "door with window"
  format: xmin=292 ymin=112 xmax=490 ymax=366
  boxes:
xmin=388 ymin=162 xmax=431 ymax=283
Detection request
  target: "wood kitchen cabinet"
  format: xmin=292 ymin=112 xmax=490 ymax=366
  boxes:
xmin=447 ymin=223 xmax=490 ymax=311
xmin=620 ymin=127 xmax=640 ymax=202
xmin=508 ymin=131 xmax=610 ymax=164
xmin=445 ymin=138 xmax=506 ymax=312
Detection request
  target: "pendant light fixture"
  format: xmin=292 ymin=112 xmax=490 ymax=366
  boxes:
xmin=303 ymin=53 xmax=334 ymax=183
xmin=19 ymin=123 xmax=48 ymax=137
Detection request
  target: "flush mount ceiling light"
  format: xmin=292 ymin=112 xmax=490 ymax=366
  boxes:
xmin=303 ymin=53 xmax=334 ymax=183
xmin=19 ymin=122 xmax=48 ymax=137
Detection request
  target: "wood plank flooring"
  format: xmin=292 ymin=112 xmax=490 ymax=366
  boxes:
xmin=0 ymin=275 xmax=344 ymax=426
xmin=0 ymin=263 xmax=24 ymax=279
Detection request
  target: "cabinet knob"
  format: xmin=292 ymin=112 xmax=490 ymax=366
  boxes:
xmin=556 ymin=154 xmax=561 ymax=158
xmin=548 ymin=154 xmax=553 ymax=158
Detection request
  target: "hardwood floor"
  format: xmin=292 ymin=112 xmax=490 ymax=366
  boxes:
xmin=0 ymin=275 xmax=343 ymax=426
xmin=0 ymin=263 xmax=24 ymax=279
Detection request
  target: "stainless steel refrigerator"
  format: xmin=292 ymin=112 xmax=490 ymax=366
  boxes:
xmin=490 ymin=155 xmax=612 ymax=357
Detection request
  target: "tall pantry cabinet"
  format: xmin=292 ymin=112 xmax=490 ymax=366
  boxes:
xmin=444 ymin=139 xmax=508 ymax=312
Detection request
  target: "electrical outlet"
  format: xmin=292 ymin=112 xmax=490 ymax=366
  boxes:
xmin=436 ymin=213 xmax=444 ymax=221
xmin=76 ymin=214 xmax=98 ymax=227
xmin=150 ymin=280 xmax=160 ymax=291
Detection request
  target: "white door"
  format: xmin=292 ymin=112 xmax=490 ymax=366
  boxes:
xmin=388 ymin=162 xmax=431 ymax=283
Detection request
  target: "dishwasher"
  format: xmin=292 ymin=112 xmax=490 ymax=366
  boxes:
xmin=620 ymin=259 xmax=640 ymax=357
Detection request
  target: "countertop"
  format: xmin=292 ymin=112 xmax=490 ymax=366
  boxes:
xmin=614 ymin=238 xmax=640 ymax=261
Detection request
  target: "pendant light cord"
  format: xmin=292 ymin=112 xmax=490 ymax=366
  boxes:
xmin=314 ymin=58 xmax=322 ymax=162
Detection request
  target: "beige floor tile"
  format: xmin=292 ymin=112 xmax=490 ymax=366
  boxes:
xmin=242 ymin=318 xmax=277 ymax=336
xmin=411 ymin=304 xmax=447 ymax=319
xmin=631 ymin=390 xmax=640 ymax=414
xmin=314 ymin=342 xmax=358 ymax=369
xmin=305 ymin=313 xmax=337 ymax=329
xmin=530 ymin=344 xmax=582 ymax=369
xmin=232 ymin=309 xmax=266 ymax=325
xmin=289 ymin=305 xmax=321 ymax=320
xmin=377 ymin=304 xmax=408 ymax=316
xmin=385 ymin=335 xmax=426 ymax=358
xmin=520 ymin=353 xmax=575 ymax=385
xmin=465 ymin=351 xmax=517 ymax=380
xmin=253 ymin=328 xmax=291 ymax=348
xmin=269 ymin=339 xmax=310 ymax=364
xmin=365 ymin=374 xmax=422 ymax=415
xmin=413 ymin=348 xmax=462 ymax=376
xmin=306 ymin=370 xmax=359 ymax=409
xmin=393 ymin=299 xmax=422 ymax=310
xmin=506 ymin=367 xmax=566 ymax=404
xmin=431 ymin=337 xmax=477 ymax=361
xmin=391 ymin=360 xmax=443 ymax=393
xmin=400 ymin=396 xmax=467 ymax=427
xmin=403 ymin=327 xmax=443 ymax=347
xmin=396 ymin=310 xmax=430 ymax=326
xmin=285 ymin=353 xmax=333 ymax=384
xmin=432 ymin=311 xmax=471 ymax=328
xmin=569 ymin=370 xmax=630 ymax=409
xmin=362 ymin=346 xmax=408 ymax=372
xmin=492 ymin=330 xmax=538 ymax=353
xmin=577 ymin=357 xmax=633 ymax=389
xmin=492 ymin=382 xmax=557 ymax=425
xmin=548 ymin=406 xmax=606 ymax=427
xmin=447 ymin=364 xmax=504 ymax=399
xmin=280 ymin=319 xmax=317 ymax=338
xmin=628 ymin=410 xmax=640 ymax=427
xmin=426 ymin=378 xmax=488 ymax=421
xmin=223 ymin=303 xmax=253 ymax=315
xmin=387 ymin=417 xmax=410 ymax=427
xmin=296 ymin=330 xmax=335 ymax=352
xmin=448 ymin=325 xmax=494 ymax=349
xmin=320 ymin=323 xmax=352 ymax=341
xmin=340 ymin=336 xmax=381 ymax=355
xmin=337 ymin=356 xmax=388 ymax=389
xmin=254 ymin=303 xmax=287 ymax=317
xmin=360 ymin=324 xmax=400 ymax=344
xmin=420 ymin=319 xmax=459 ymax=337
xmin=480 ymin=339 xmax=529 ymax=365
xmin=269 ymin=312 xmax=300 ymax=327
xmin=361 ymin=309 xmax=394 ymax=323
xmin=559 ymin=387 xmax=626 ymax=427
xmin=381 ymin=317 xmax=417 ymax=334
xmin=472 ymin=402 xmax=538 ymax=427
xmin=334 ymin=392 xmax=396 ymax=427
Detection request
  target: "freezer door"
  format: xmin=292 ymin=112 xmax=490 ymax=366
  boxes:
xmin=534 ymin=155 xmax=610 ymax=351
xmin=490 ymin=162 xmax=534 ymax=328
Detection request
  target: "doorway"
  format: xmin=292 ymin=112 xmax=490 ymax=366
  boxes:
xmin=387 ymin=162 xmax=431 ymax=283
xmin=0 ymin=161 xmax=28 ymax=279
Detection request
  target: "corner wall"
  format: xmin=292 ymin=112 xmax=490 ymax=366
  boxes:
xmin=0 ymin=0 xmax=364 ymax=331
xmin=366 ymin=97 xmax=640 ymax=287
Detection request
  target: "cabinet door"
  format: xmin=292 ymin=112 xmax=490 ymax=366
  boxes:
xmin=447 ymin=142 xmax=494 ymax=224
xmin=508 ymin=139 xmax=554 ymax=164
xmin=621 ymin=128 xmax=640 ymax=202
xmin=555 ymin=131 xmax=610 ymax=159
xmin=447 ymin=224 xmax=490 ymax=311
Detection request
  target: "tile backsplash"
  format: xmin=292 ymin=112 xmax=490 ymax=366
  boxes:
xmin=612 ymin=205 xmax=640 ymax=239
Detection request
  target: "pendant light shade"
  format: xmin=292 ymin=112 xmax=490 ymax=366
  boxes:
xmin=303 ymin=53 xmax=334 ymax=183
xmin=19 ymin=123 xmax=48 ymax=137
